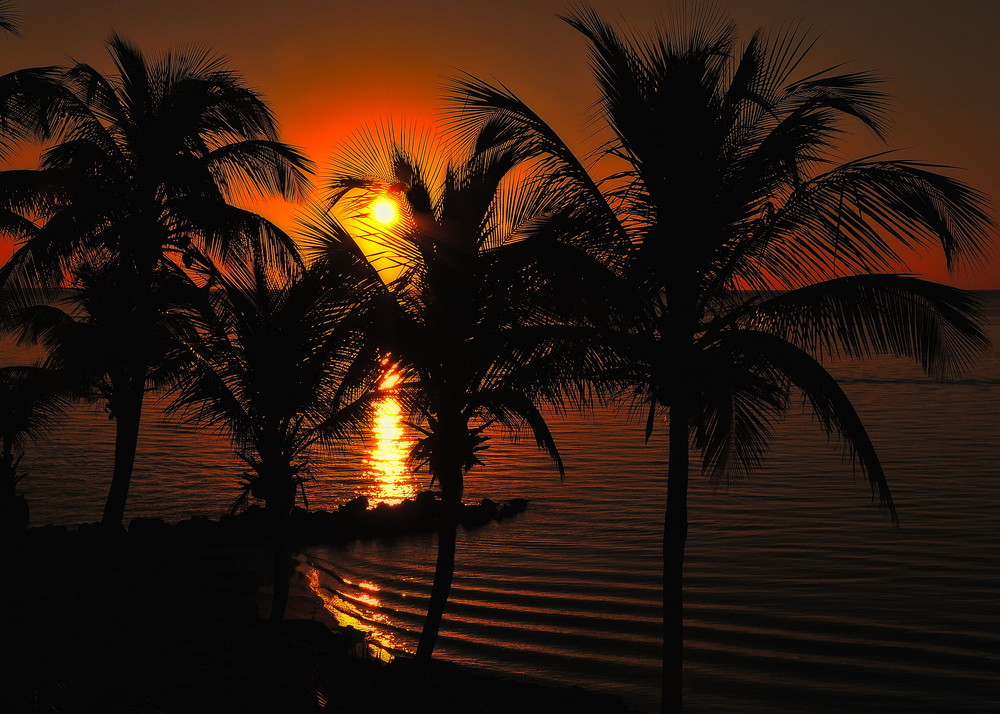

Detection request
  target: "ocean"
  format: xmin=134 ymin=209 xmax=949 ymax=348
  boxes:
xmin=6 ymin=293 xmax=1000 ymax=713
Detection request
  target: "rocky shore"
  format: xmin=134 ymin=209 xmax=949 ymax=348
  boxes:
xmin=2 ymin=495 xmax=643 ymax=713
xmin=123 ymin=491 xmax=531 ymax=547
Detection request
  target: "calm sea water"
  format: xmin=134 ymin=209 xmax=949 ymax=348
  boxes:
xmin=6 ymin=294 xmax=1000 ymax=713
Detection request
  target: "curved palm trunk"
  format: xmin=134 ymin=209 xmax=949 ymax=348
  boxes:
xmin=102 ymin=269 xmax=155 ymax=531
xmin=101 ymin=380 xmax=145 ymax=530
xmin=415 ymin=467 xmax=463 ymax=667
xmin=663 ymin=391 xmax=690 ymax=712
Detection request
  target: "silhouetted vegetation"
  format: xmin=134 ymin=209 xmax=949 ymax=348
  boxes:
xmin=0 ymin=365 xmax=70 ymax=528
xmin=167 ymin=255 xmax=382 ymax=620
xmin=0 ymin=35 xmax=312 ymax=529
xmin=447 ymin=6 xmax=993 ymax=710
xmin=0 ymin=2 xmax=18 ymax=37
xmin=305 ymin=122 xmax=614 ymax=663
xmin=0 ymin=6 xmax=994 ymax=713
xmin=9 ymin=262 xmax=199 ymax=419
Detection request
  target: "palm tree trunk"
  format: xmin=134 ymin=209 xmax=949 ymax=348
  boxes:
xmin=101 ymin=381 xmax=145 ymax=530
xmin=270 ymin=516 xmax=290 ymax=622
xmin=663 ymin=391 xmax=690 ymax=713
xmin=415 ymin=469 xmax=462 ymax=667
xmin=263 ymin=469 xmax=297 ymax=623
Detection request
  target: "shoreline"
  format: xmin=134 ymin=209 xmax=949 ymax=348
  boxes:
xmin=3 ymin=513 xmax=644 ymax=713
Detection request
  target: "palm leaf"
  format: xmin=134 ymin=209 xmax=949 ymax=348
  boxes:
xmin=717 ymin=329 xmax=896 ymax=522
xmin=750 ymin=274 xmax=988 ymax=379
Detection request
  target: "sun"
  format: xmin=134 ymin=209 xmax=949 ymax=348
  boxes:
xmin=371 ymin=196 xmax=397 ymax=225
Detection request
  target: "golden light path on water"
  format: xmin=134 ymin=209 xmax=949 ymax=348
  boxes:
xmin=303 ymin=360 xmax=416 ymax=660
xmin=365 ymin=362 xmax=416 ymax=505
xmin=304 ymin=568 xmax=401 ymax=661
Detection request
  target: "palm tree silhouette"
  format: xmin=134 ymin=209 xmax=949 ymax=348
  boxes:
xmin=449 ymin=8 xmax=993 ymax=711
xmin=0 ymin=1 xmax=19 ymax=36
xmin=8 ymin=261 xmax=196 ymax=435
xmin=0 ymin=365 xmax=71 ymax=529
xmin=0 ymin=3 xmax=70 ymax=165
xmin=307 ymin=123 xmax=601 ymax=665
xmin=0 ymin=35 xmax=312 ymax=529
xmin=167 ymin=255 xmax=382 ymax=621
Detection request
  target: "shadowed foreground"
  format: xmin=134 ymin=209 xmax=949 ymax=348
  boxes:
xmin=1 ymin=517 xmax=640 ymax=713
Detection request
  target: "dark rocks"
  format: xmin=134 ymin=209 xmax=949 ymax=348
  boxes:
xmin=128 ymin=515 xmax=172 ymax=541
xmin=338 ymin=494 xmax=369 ymax=517
xmin=175 ymin=513 xmax=219 ymax=536
xmin=288 ymin=491 xmax=530 ymax=543
xmin=459 ymin=496 xmax=530 ymax=527
xmin=120 ymin=492 xmax=530 ymax=547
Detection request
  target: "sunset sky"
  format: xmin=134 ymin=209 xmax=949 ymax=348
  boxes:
xmin=3 ymin=0 xmax=998 ymax=287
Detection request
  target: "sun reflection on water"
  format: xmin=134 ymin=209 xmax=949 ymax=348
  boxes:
xmin=304 ymin=567 xmax=400 ymax=662
xmin=363 ymin=361 xmax=417 ymax=505
xmin=301 ymin=362 xmax=421 ymax=662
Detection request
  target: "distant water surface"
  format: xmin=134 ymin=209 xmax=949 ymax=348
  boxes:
xmin=6 ymin=293 xmax=1000 ymax=713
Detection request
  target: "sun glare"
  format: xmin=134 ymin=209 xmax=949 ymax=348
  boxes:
xmin=371 ymin=196 xmax=397 ymax=225
xmin=378 ymin=355 xmax=401 ymax=390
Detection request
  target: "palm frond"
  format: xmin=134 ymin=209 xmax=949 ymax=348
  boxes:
xmin=444 ymin=74 xmax=629 ymax=265
xmin=0 ymin=1 xmax=20 ymax=36
xmin=756 ymin=157 xmax=994 ymax=286
xmin=168 ymin=198 xmax=303 ymax=277
xmin=166 ymin=252 xmax=382 ymax=509
xmin=0 ymin=67 xmax=77 ymax=155
xmin=0 ymin=365 xmax=73 ymax=455
xmin=750 ymin=274 xmax=988 ymax=379
xmin=203 ymin=139 xmax=313 ymax=202
xmin=690 ymin=337 xmax=789 ymax=487
xmin=718 ymin=329 xmax=897 ymax=522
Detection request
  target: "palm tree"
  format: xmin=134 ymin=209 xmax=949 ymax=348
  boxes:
xmin=0 ymin=365 xmax=71 ymax=529
xmin=8 ymin=261 xmax=197 ymax=434
xmin=449 ymin=8 xmax=993 ymax=711
xmin=0 ymin=1 xmax=19 ymax=36
xmin=0 ymin=1 xmax=69 ymax=167
xmin=167 ymin=255 xmax=382 ymax=621
xmin=0 ymin=35 xmax=312 ymax=529
xmin=305 ymin=123 xmax=610 ymax=665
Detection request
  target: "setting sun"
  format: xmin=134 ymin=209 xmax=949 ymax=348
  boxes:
xmin=371 ymin=196 xmax=397 ymax=225
xmin=3 ymin=2 xmax=999 ymax=713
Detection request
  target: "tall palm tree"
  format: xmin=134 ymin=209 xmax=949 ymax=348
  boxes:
xmin=449 ymin=8 xmax=993 ymax=711
xmin=167 ymin=256 xmax=383 ymax=621
xmin=0 ymin=364 xmax=71 ymax=529
xmin=305 ymin=124 xmax=611 ymax=665
xmin=0 ymin=35 xmax=312 ymax=529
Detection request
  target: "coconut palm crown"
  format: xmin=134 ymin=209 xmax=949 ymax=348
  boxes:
xmin=304 ymin=122 xmax=618 ymax=663
xmin=167 ymin=255 xmax=383 ymax=620
xmin=0 ymin=35 xmax=313 ymax=528
xmin=447 ymin=7 xmax=993 ymax=711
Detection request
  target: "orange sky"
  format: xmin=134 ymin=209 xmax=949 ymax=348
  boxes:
xmin=2 ymin=0 xmax=998 ymax=287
